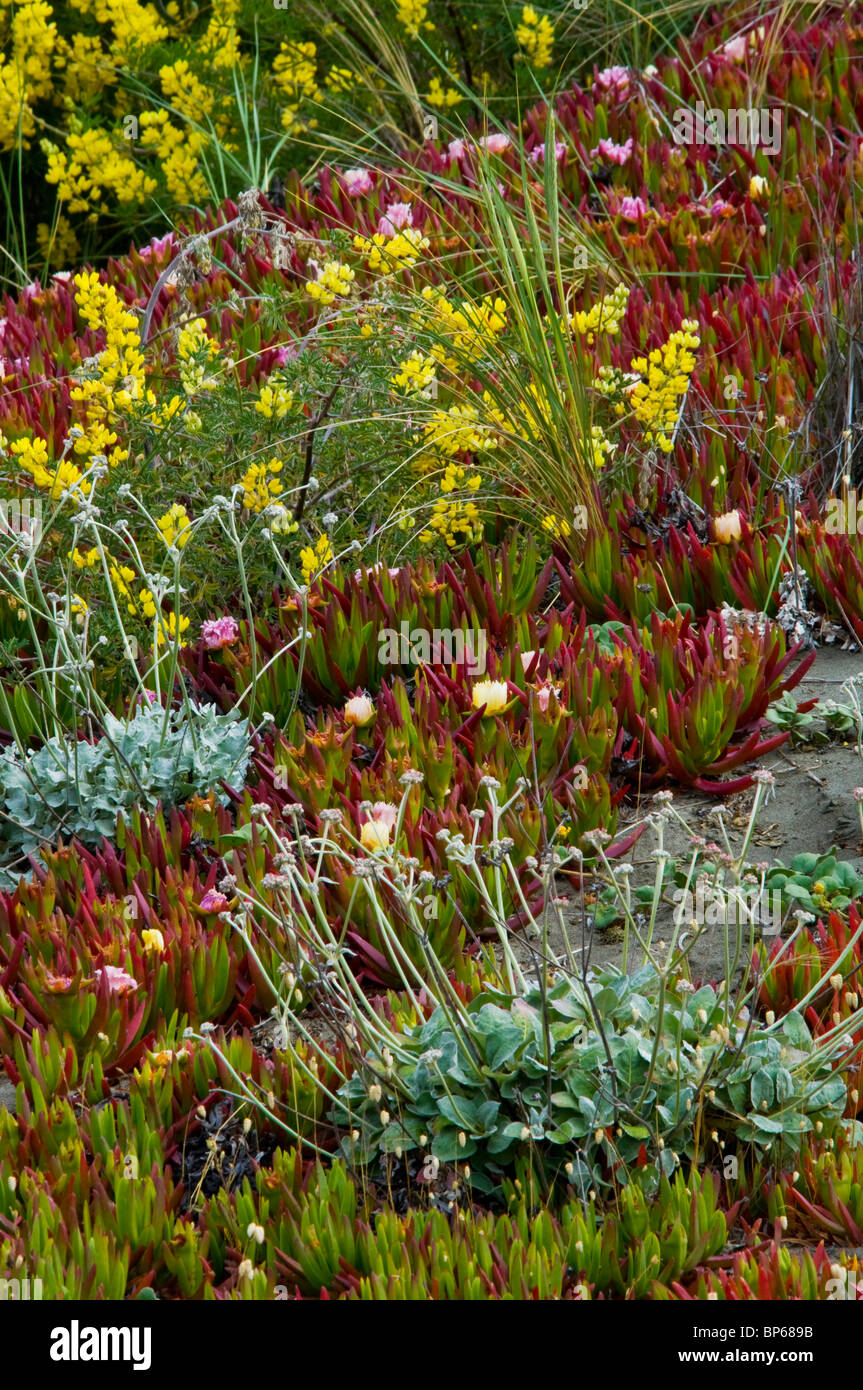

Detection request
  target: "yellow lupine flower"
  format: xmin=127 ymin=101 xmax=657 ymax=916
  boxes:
xmin=515 ymin=5 xmax=555 ymax=69
xmin=240 ymin=458 xmax=283 ymax=513
xmin=155 ymin=611 xmax=190 ymax=649
xmin=299 ymin=534 xmax=334 ymax=583
xmin=157 ymin=502 xmax=192 ymax=549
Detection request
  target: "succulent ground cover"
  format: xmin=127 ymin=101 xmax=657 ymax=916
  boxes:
xmin=3 ymin=0 xmax=863 ymax=1306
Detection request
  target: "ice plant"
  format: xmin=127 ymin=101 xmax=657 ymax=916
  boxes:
xmin=472 ymin=679 xmax=509 ymax=714
xmin=344 ymin=694 xmax=375 ymax=727
xmin=715 ymin=511 xmax=743 ymax=544
xmin=201 ymin=616 xmax=240 ymax=649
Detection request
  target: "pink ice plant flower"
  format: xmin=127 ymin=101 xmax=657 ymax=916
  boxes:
xmin=368 ymin=801 xmax=398 ymax=830
xmin=722 ymin=35 xmax=747 ymax=62
xmin=201 ymin=616 xmax=240 ymax=649
xmin=594 ymin=66 xmax=630 ymax=96
xmin=377 ymin=202 xmax=414 ymax=235
xmin=343 ymin=167 xmax=374 ymax=195
xmin=447 ymin=138 xmax=466 ymax=160
xmin=478 ymin=133 xmax=511 ymax=154
xmin=590 ymin=137 xmax=633 ymax=165
xmin=617 ymin=195 xmax=648 ymax=221
xmin=139 ymin=232 xmax=177 ymax=260
xmin=200 ymin=890 xmax=229 ymax=913
xmin=100 ymin=965 xmax=138 ymax=994
xmin=529 ymin=141 xmax=567 ymax=164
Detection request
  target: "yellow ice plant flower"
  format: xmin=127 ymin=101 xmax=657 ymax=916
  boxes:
xmin=157 ymin=502 xmax=192 ymax=549
xmin=254 ymin=381 xmax=295 ymax=419
xmin=141 ymin=927 xmax=165 ymax=953
xmin=361 ymin=819 xmax=390 ymax=851
xmin=395 ymin=0 xmax=434 ymax=37
xmin=241 ymin=458 xmax=283 ymax=513
xmin=155 ymin=610 xmax=190 ymax=649
xmin=353 ymin=228 xmax=429 ymax=273
xmin=629 ymin=319 xmax=700 ymax=453
xmin=515 ymin=6 xmax=555 ymax=69
xmin=300 ymin=534 xmax=334 ymax=583
xmin=472 ymin=679 xmax=509 ymax=714
xmin=570 ymin=284 xmax=629 ymax=345
xmin=306 ymin=260 xmax=355 ymax=306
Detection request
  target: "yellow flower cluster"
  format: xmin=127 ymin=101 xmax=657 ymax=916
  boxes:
xmin=0 ymin=0 xmax=56 ymax=149
xmin=306 ymin=260 xmax=355 ymax=306
xmin=353 ymin=228 xmax=430 ymax=273
xmin=440 ymin=460 xmax=480 ymax=494
xmin=199 ymin=0 xmax=242 ymax=70
xmin=37 ymin=215 xmax=79 ymax=266
xmin=300 ymin=534 xmax=334 ymax=583
xmin=240 ymin=458 xmax=283 ymax=513
xmin=420 ymin=496 xmax=482 ymax=548
xmin=155 ymin=610 xmax=190 ymax=648
xmin=542 ymin=512 xmax=571 ymax=540
xmin=629 ymin=320 xmax=700 ymax=453
xmin=589 ymin=423 xmax=616 ymax=468
xmin=176 ymin=317 xmax=220 ymax=395
xmin=159 ymin=59 xmax=216 ymax=124
xmin=569 ymin=284 xmax=630 ymax=345
xmin=326 ymin=66 xmax=355 ymax=93
xmin=42 ymin=128 xmax=157 ymax=214
xmin=70 ymin=539 xmax=183 ymax=644
xmin=395 ymin=0 xmax=434 ymax=37
xmin=255 ymin=381 xmax=295 ymax=420
xmin=273 ymin=40 xmax=320 ymax=133
xmin=157 ymin=502 xmax=192 ymax=549
xmin=515 ymin=6 xmax=555 ymax=70
xmin=71 ymin=270 xmax=149 ymax=425
xmin=11 ymin=436 xmax=90 ymax=501
xmin=139 ymin=110 xmax=208 ymax=206
xmin=390 ymin=351 xmax=437 ymax=396
xmin=427 ymin=76 xmax=462 ymax=107
xmin=420 ymin=288 xmax=507 ymax=365
xmin=417 ymin=404 xmax=498 ymax=464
